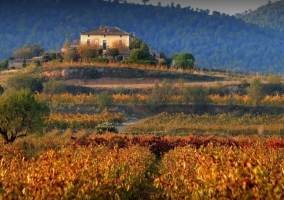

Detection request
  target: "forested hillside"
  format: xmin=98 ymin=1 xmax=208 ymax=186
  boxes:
xmin=1 ymin=0 xmax=284 ymax=73
xmin=236 ymin=0 xmax=284 ymax=32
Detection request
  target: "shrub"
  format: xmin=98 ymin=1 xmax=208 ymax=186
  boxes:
xmin=121 ymin=59 xmax=156 ymax=65
xmin=248 ymin=78 xmax=264 ymax=106
xmin=95 ymin=122 xmax=118 ymax=134
xmin=97 ymin=91 xmax=113 ymax=109
xmin=7 ymin=74 xmax=44 ymax=93
xmin=91 ymin=57 xmax=109 ymax=64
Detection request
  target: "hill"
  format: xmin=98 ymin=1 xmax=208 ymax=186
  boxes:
xmin=1 ymin=0 xmax=284 ymax=73
xmin=236 ymin=0 xmax=284 ymax=32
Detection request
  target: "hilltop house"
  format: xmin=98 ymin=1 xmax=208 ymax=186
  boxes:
xmin=80 ymin=26 xmax=135 ymax=50
xmin=61 ymin=26 xmax=159 ymax=61
xmin=79 ymin=26 xmax=135 ymax=60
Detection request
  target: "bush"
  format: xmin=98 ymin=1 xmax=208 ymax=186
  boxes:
xmin=95 ymin=122 xmax=118 ymax=134
xmin=63 ymin=48 xmax=78 ymax=62
xmin=0 ymin=85 xmax=4 ymax=95
xmin=121 ymin=59 xmax=156 ymax=65
xmin=7 ymin=74 xmax=44 ymax=93
xmin=158 ymin=60 xmax=168 ymax=67
xmin=171 ymin=53 xmax=195 ymax=69
xmin=183 ymin=86 xmax=209 ymax=114
xmin=96 ymin=91 xmax=113 ymax=109
xmin=43 ymin=79 xmax=66 ymax=94
xmin=88 ymin=68 xmax=100 ymax=79
xmin=50 ymin=52 xmax=57 ymax=60
xmin=248 ymin=78 xmax=264 ymax=106
xmin=0 ymin=59 xmax=8 ymax=70
xmin=91 ymin=58 xmax=109 ymax=64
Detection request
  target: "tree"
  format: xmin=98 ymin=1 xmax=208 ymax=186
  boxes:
xmin=172 ymin=53 xmax=195 ymax=69
xmin=160 ymin=52 xmax=167 ymax=59
xmin=142 ymin=0 xmax=149 ymax=5
xmin=7 ymin=74 xmax=44 ymax=93
xmin=0 ymin=85 xmax=4 ymax=95
xmin=140 ymin=42 xmax=150 ymax=59
xmin=43 ymin=79 xmax=66 ymax=110
xmin=183 ymin=86 xmax=209 ymax=113
xmin=13 ymin=45 xmax=33 ymax=59
xmin=0 ymin=59 xmax=9 ymax=70
xmin=148 ymin=79 xmax=174 ymax=110
xmin=97 ymin=48 xmax=103 ymax=57
xmin=0 ymin=90 xmax=50 ymax=143
xmin=130 ymin=49 xmax=144 ymax=60
xmin=64 ymin=34 xmax=71 ymax=48
xmin=108 ymin=48 xmax=119 ymax=61
xmin=12 ymin=44 xmax=44 ymax=59
xmin=248 ymin=78 xmax=264 ymax=106
xmin=31 ymin=44 xmax=44 ymax=56
xmin=130 ymin=41 xmax=150 ymax=60
xmin=157 ymin=2 xmax=161 ymax=6
xmin=43 ymin=79 xmax=65 ymax=95
xmin=63 ymin=48 xmax=78 ymax=62
xmin=97 ymin=91 xmax=113 ymax=109
xmin=267 ymin=72 xmax=281 ymax=84
xmin=129 ymin=38 xmax=143 ymax=50
xmin=111 ymin=40 xmax=128 ymax=51
xmin=77 ymin=42 xmax=100 ymax=61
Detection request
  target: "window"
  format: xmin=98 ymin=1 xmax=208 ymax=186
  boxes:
xmin=94 ymin=39 xmax=99 ymax=45
xmin=87 ymin=39 xmax=90 ymax=46
xmin=103 ymin=40 xmax=107 ymax=50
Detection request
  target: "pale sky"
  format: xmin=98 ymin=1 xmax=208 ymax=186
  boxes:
xmin=127 ymin=0 xmax=279 ymax=15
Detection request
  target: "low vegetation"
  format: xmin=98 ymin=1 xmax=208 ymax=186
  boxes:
xmin=1 ymin=133 xmax=284 ymax=199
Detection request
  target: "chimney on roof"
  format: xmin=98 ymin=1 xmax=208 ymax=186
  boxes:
xmin=104 ymin=28 xmax=107 ymax=33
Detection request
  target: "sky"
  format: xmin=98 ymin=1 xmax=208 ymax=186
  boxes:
xmin=127 ymin=0 xmax=278 ymax=15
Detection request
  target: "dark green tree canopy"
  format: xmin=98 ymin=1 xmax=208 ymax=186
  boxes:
xmin=248 ymin=78 xmax=264 ymax=106
xmin=0 ymin=90 xmax=50 ymax=143
xmin=7 ymin=74 xmax=44 ymax=93
xmin=129 ymin=38 xmax=143 ymax=50
xmin=172 ymin=53 xmax=195 ymax=69
xmin=12 ymin=44 xmax=44 ymax=59
xmin=108 ymin=48 xmax=120 ymax=60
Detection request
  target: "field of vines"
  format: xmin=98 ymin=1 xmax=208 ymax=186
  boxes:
xmin=125 ymin=112 xmax=284 ymax=136
xmin=1 ymin=133 xmax=284 ymax=199
xmin=46 ymin=110 xmax=124 ymax=129
xmin=35 ymin=93 xmax=284 ymax=106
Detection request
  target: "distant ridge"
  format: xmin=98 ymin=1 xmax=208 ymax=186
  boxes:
xmin=236 ymin=1 xmax=284 ymax=32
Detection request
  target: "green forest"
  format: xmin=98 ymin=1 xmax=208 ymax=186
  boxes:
xmin=1 ymin=0 xmax=284 ymax=73
xmin=236 ymin=0 xmax=284 ymax=32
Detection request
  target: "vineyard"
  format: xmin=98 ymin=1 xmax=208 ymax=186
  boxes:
xmin=47 ymin=111 xmax=125 ymax=129
xmin=2 ymin=65 xmax=284 ymax=199
xmin=35 ymin=92 xmax=284 ymax=106
xmin=124 ymin=112 xmax=284 ymax=136
xmin=1 ymin=133 xmax=284 ymax=199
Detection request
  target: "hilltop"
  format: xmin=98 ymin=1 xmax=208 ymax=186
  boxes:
xmin=0 ymin=0 xmax=284 ymax=73
xmin=236 ymin=0 xmax=284 ymax=32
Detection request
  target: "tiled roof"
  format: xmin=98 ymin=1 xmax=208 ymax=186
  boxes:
xmin=81 ymin=26 xmax=133 ymax=36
